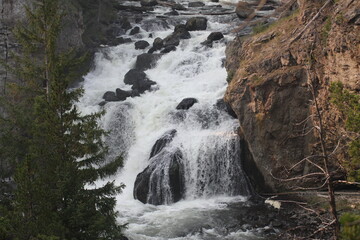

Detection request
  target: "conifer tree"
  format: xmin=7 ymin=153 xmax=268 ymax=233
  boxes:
xmin=0 ymin=0 xmax=125 ymax=239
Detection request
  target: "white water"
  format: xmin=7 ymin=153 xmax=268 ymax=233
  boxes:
xmin=78 ymin=1 xmax=263 ymax=239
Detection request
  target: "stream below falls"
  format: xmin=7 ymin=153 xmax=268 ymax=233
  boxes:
xmin=77 ymin=0 xmax=277 ymax=239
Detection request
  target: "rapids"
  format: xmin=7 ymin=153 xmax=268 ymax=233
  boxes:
xmin=77 ymin=0 xmax=272 ymax=239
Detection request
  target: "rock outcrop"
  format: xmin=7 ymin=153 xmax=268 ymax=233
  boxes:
xmin=0 ymin=0 xmax=122 ymax=92
xmin=225 ymin=0 xmax=359 ymax=191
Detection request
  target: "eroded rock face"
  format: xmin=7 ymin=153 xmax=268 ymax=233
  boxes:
xmin=224 ymin=0 xmax=359 ymax=191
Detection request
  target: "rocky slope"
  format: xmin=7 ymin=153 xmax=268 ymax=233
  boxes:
xmin=225 ymin=0 xmax=360 ymax=192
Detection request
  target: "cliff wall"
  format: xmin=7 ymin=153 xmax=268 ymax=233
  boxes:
xmin=0 ymin=0 xmax=120 ymax=93
xmin=225 ymin=0 xmax=360 ymax=191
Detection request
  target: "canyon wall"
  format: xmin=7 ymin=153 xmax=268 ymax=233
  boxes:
xmin=225 ymin=0 xmax=360 ymax=191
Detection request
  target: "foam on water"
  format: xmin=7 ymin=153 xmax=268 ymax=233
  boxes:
xmin=77 ymin=1 xmax=260 ymax=239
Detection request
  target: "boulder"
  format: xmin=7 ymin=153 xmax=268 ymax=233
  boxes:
xmin=102 ymin=91 xmax=119 ymax=102
xmin=207 ymin=32 xmax=224 ymax=41
xmin=161 ymin=45 xmax=176 ymax=53
xmin=124 ymin=69 xmax=148 ymax=85
xmin=150 ymin=130 xmax=177 ymax=158
xmin=201 ymin=32 xmax=224 ymax=47
xmin=135 ymin=40 xmax=150 ymax=49
xmin=185 ymin=17 xmax=208 ymax=31
xmin=235 ymin=1 xmax=254 ymax=19
xmin=115 ymin=88 xmax=133 ymax=101
xmin=121 ymin=18 xmax=132 ymax=30
xmin=132 ymin=78 xmax=156 ymax=94
xmin=215 ymin=99 xmax=238 ymax=118
xmin=174 ymin=24 xmax=191 ymax=39
xmin=140 ymin=0 xmax=158 ymax=7
xmin=176 ymin=98 xmax=198 ymax=110
xmin=129 ymin=26 xmax=140 ymax=35
xmin=153 ymin=37 xmax=164 ymax=50
xmin=134 ymin=149 xmax=185 ymax=205
xmin=163 ymin=34 xmax=180 ymax=47
xmin=135 ymin=53 xmax=162 ymax=71
xmin=188 ymin=2 xmax=205 ymax=7
xmin=164 ymin=10 xmax=179 ymax=16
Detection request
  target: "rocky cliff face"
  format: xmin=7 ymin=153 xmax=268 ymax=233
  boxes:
xmin=225 ymin=0 xmax=359 ymax=192
xmin=0 ymin=0 xmax=120 ymax=93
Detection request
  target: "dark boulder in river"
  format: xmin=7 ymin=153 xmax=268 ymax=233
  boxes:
xmin=135 ymin=40 xmax=150 ymax=50
xmin=176 ymin=98 xmax=198 ymax=110
xmin=185 ymin=17 xmax=207 ymax=31
xmin=103 ymin=91 xmax=119 ymax=102
xmin=140 ymin=0 xmax=158 ymax=7
xmin=150 ymin=129 xmax=177 ymax=158
xmin=134 ymin=148 xmax=185 ymax=205
xmin=135 ymin=53 xmax=162 ymax=71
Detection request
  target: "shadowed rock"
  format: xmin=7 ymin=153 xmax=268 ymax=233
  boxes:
xmin=135 ymin=53 xmax=162 ymax=71
xmin=185 ymin=17 xmax=207 ymax=31
xmin=176 ymin=98 xmax=198 ymax=110
xmin=150 ymin=130 xmax=177 ymax=158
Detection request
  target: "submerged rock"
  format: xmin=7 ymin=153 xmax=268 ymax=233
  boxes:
xmin=176 ymin=98 xmax=198 ymax=110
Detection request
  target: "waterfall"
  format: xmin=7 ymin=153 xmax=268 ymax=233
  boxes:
xmin=76 ymin=1 xmax=264 ymax=239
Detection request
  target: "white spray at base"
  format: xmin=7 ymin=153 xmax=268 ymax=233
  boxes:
xmin=77 ymin=1 xmax=261 ymax=239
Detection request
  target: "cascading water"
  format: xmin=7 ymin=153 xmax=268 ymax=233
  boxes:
xmin=77 ymin=0 xmax=273 ymax=239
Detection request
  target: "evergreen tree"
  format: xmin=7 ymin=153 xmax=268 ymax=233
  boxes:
xmin=0 ymin=0 xmax=125 ymax=239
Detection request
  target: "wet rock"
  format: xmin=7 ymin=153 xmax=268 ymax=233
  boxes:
xmin=150 ymin=130 xmax=177 ymax=158
xmin=131 ymin=78 xmax=156 ymax=94
xmin=153 ymin=37 xmax=164 ymax=50
xmin=135 ymin=40 xmax=150 ymax=49
xmin=124 ymin=69 xmax=148 ymax=85
xmin=174 ymin=24 xmax=191 ymax=39
xmin=115 ymin=88 xmax=133 ymax=101
xmin=98 ymin=101 xmax=107 ymax=107
xmin=163 ymin=34 xmax=180 ymax=47
xmin=207 ymin=32 xmax=224 ymax=42
xmin=235 ymin=2 xmax=254 ymax=19
xmin=164 ymin=10 xmax=179 ymax=16
xmin=102 ymin=91 xmax=119 ymax=102
xmin=108 ymin=37 xmax=132 ymax=46
xmin=134 ymin=149 xmax=185 ymax=205
xmin=176 ymin=98 xmax=198 ymax=110
xmin=121 ymin=18 xmax=132 ymax=30
xmin=161 ymin=45 xmax=177 ymax=53
xmin=171 ymin=4 xmax=187 ymax=11
xmin=185 ymin=17 xmax=208 ymax=31
xmin=140 ymin=0 xmax=158 ymax=7
xmin=129 ymin=26 xmax=140 ymax=35
xmin=135 ymin=53 xmax=162 ymax=71
xmin=215 ymin=99 xmax=238 ymax=118
xmin=188 ymin=2 xmax=205 ymax=7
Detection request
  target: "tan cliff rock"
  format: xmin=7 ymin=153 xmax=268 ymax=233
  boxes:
xmin=225 ymin=0 xmax=360 ymax=192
